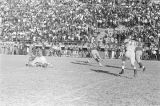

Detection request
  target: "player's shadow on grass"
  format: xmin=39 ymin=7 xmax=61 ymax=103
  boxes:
xmin=90 ymin=69 xmax=132 ymax=79
xmin=71 ymin=61 xmax=93 ymax=66
xmin=105 ymin=65 xmax=133 ymax=70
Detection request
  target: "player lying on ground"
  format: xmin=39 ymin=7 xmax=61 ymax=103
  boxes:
xmin=26 ymin=46 xmax=53 ymax=68
xmin=119 ymin=38 xmax=146 ymax=77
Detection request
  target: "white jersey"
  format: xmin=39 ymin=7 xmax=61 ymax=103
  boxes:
xmin=32 ymin=56 xmax=48 ymax=64
xmin=125 ymin=39 xmax=137 ymax=52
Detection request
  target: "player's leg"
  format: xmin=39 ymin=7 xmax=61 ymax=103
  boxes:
xmin=91 ymin=50 xmax=102 ymax=66
xmin=39 ymin=56 xmax=53 ymax=68
xmin=104 ymin=50 xmax=108 ymax=59
xmin=119 ymin=54 xmax=126 ymax=74
xmin=27 ymin=59 xmax=36 ymax=67
xmin=95 ymin=50 xmax=103 ymax=66
xmin=130 ymin=53 xmax=137 ymax=77
xmin=28 ymin=56 xmax=42 ymax=67
xmin=136 ymin=51 xmax=146 ymax=71
xmin=85 ymin=50 xmax=91 ymax=63
xmin=119 ymin=60 xmax=125 ymax=74
xmin=26 ymin=54 xmax=36 ymax=66
xmin=87 ymin=50 xmax=95 ymax=64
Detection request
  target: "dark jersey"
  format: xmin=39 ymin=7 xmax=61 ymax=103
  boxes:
xmin=135 ymin=46 xmax=143 ymax=51
xmin=90 ymin=43 xmax=98 ymax=50
xmin=135 ymin=42 xmax=143 ymax=52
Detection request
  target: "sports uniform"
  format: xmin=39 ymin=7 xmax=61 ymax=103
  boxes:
xmin=135 ymin=42 xmax=146 ymax=71
xmin=87 ymin=37 xmax=103 ymax=66
xmin=119 ymin=39 xmax=145 ymax=77
xmin=26 ymin=45 xmax=52 ymax=67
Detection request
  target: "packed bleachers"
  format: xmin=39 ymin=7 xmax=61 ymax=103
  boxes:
xmin=0 ymin=0 xmax=160 ymax=60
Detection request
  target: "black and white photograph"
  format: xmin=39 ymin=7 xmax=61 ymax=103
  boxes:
xmin=0 ymin=0 xmax=160 ymax=105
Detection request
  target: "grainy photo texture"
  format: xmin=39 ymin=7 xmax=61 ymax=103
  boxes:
xmin=0 ymin=0 xmax=160 ymax=106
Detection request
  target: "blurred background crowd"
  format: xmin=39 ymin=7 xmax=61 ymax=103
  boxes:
xmin=0 ymin=0 xmax=160 ymax=60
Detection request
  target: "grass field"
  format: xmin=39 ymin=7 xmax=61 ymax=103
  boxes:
xmin=0 ymin=55 xmax=160 ymax=106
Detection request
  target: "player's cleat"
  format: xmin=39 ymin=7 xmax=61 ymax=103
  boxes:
xmin=138 ymin=63 xmax=143 ymax=68
xmin=119 ymin=69 xmax=124 ymax=74
xmin=143 ymin=67 xmax=146 ymax=72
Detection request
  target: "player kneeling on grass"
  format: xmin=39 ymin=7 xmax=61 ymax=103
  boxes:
xmin=26 ymin=48 xmax=52 ymax=68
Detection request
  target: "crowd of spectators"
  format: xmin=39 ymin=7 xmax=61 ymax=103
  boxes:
xmin=0 ymin=0 xmax=160 ymax=60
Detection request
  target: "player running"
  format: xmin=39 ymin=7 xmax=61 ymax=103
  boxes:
xmin=87 ymin=36 xmax=103 ymax=66
xmin=119 ymin=37 xmax=146 ymax=77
